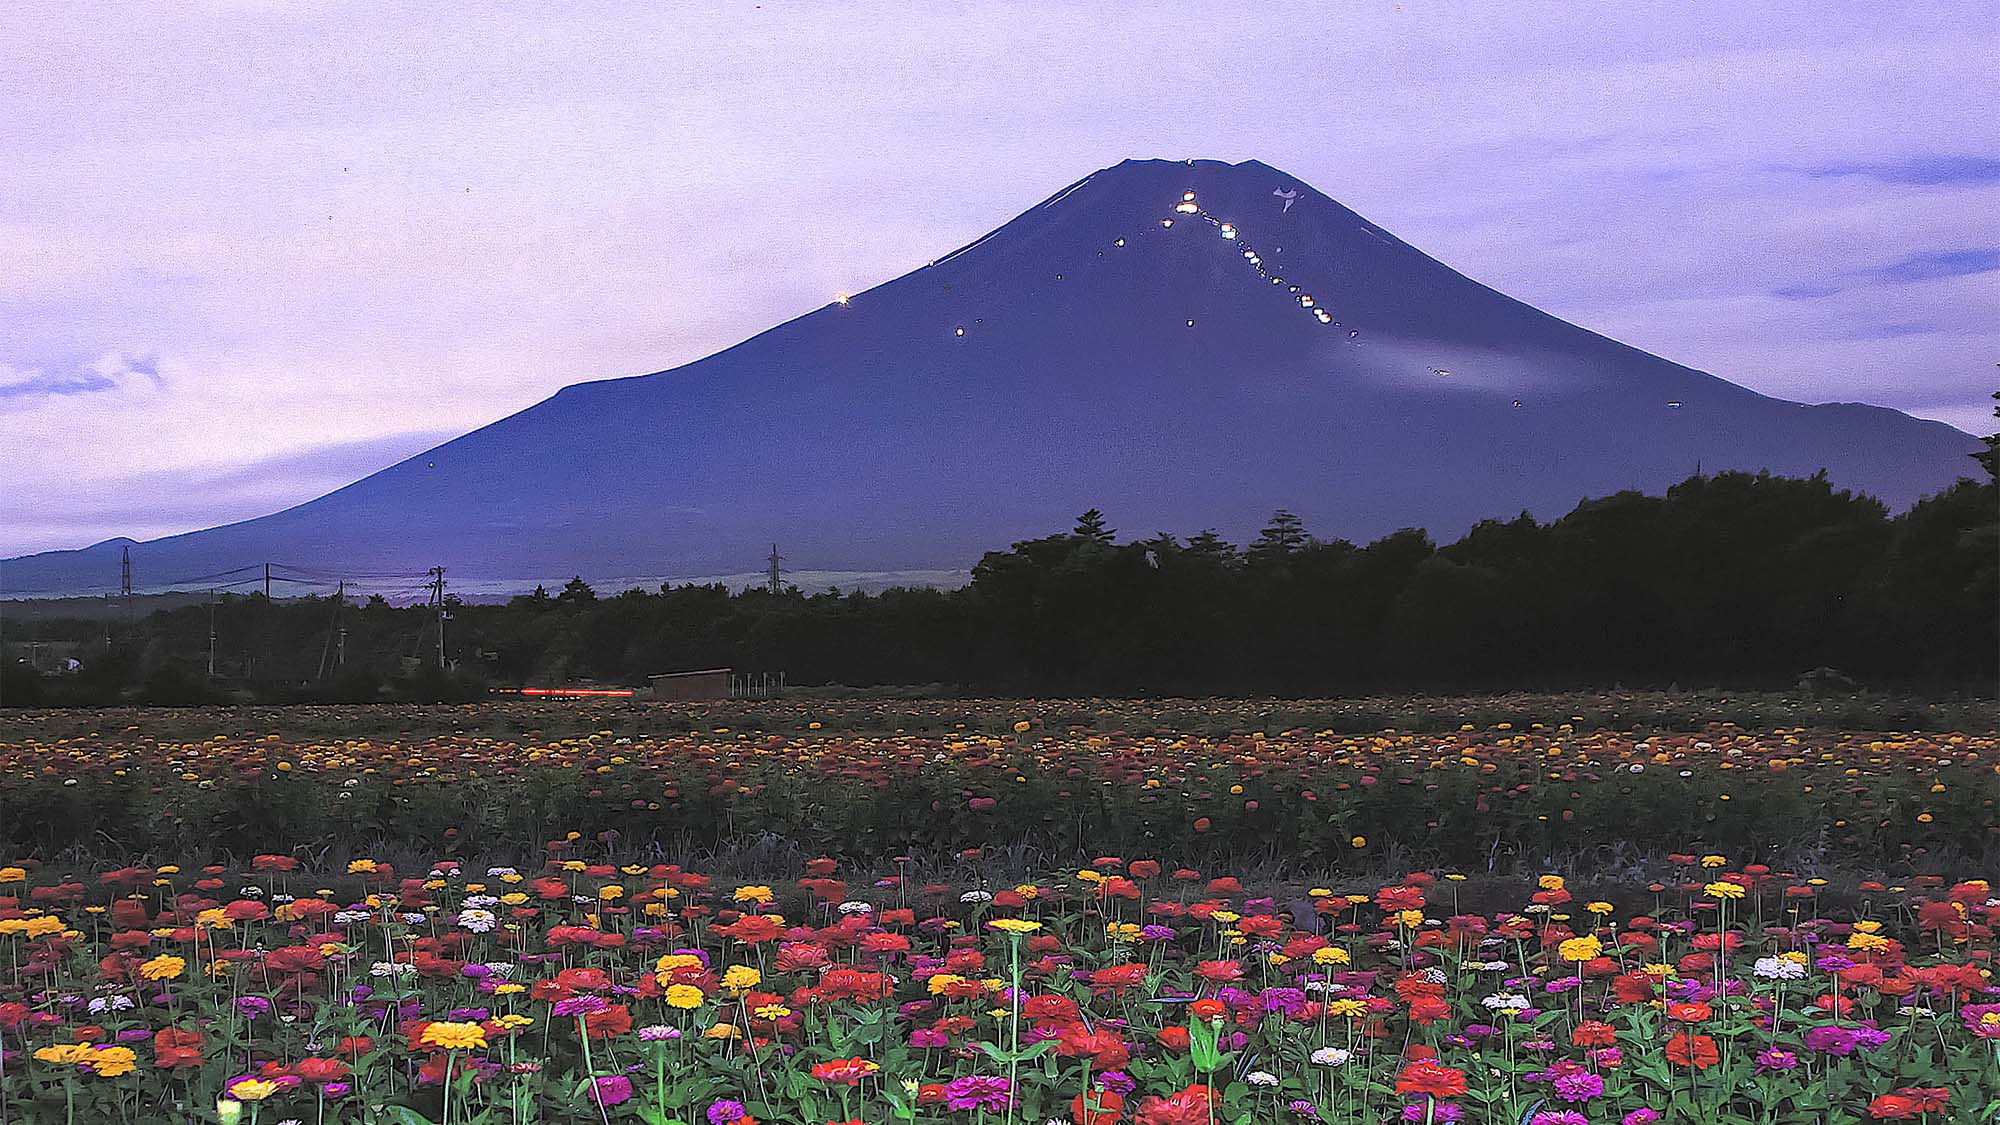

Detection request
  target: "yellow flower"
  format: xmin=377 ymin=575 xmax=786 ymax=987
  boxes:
xmin=1699 ymin=855 xmax=1727 ymax=869
xmin=1076 ymin=870 xmax=1105 ymax=884
xmin=36 ymin=1044 xmax=95 ymax=1065
xmin=0 ymin=867 xmax=25 ymax=884
xmin=927 ymin=973 xmax=968 ymax=996
xmin=1586 ymin=901 xmax=1614 ymax=915
xmin=753 ymin=1003 xmax=792 ymax=1020
xmin=139 ymin=954 xmax=187 ymax=981
xmin=1703 ymin=882 xmax=1745 ymax=901
xmin=346 ymin=859 xmax=379 ymax=874
xmin=226 ymin=1077 xmax=281 ymax=1101
xmin=656 ymin=952 xmax=702 ymax=974
xmin=1847 ymin=931 xmax=1891 ymax=952
xmin=85 ymin=1045 xmax=137 ymax=1077
xmin=419 ymin=1021 xmax=488 ymax=1050
xmin=597 ymin=885 xmax=624 ymax=900
xmin=988 ymin=918 xmax=1042 ymax=934
xmin=1350 ymin=836 xmax=1367 ymax=849
xmin=1013 ymin=720 xmax=1032 ymax=733
xmin=1312 ymin=946 xmax=1351 ymax=965
xmin=495 ymin=1014 xmax=534 ymax=1030
xmin=733 ymin=885 xmax=774 ymax=904
xmin=722 ymin=965 xmax=762 ymax=992
xmin=1558 ymin=935 xmax=1603 ymax=962
xmin=195 ymin=908 xmax=233 ymax=930
xmin=665 ymin=984 xmax=706 ymax=1009
xmin=1538 ymin=875 xmax=1566 ymax=891
xmin=1396 ymin=909 xmax=1425 ymax=930
xmin=703 ymin=1023 xmax=740 ymax=1039
xmin=1324 ymin=999 xmax=1368 ymax=1018
xmin=494 ymin=983 xmax=526 ymax=995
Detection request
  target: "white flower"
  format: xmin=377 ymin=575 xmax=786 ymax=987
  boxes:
xmin=960 ymin=891 xmax=994 ymax=904
xmin=1482 ymin=992 xmax=1530 ymax=1011
xmin=838 ymin=901 xmax=874 ymax=915
xmin=1245 ymin=1070 xmax=1279 ymax=1087
xmin=457 ymin=909 xmax=497 ymax=934
xmin=334 ymin=910 xmax=370 ymax=924
xmin=370 ymin=961 xmax=417 ymax=978
xmin=486 ymin=867 xmax=518 ymax=878
xmin=236 ymin=885 xmax=266 ymax=898
xmin=87 ymin=995 xmax=135 ymax=1014
xmin=1628 ymin=763 xmax=1644 ymax=774
xmin=1311 ymin=1047 xmax=1351 ymax=1066
xmin=463 ymin=895 xmax=499 ymax=909
xmin=1753 ymin=957 xmax=1805 ymax=980
xmin=484 ymin=962 xmax=515 ymax=978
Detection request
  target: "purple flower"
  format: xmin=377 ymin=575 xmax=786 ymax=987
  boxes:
xmin=552 ymin=995 xmax=609 ymax=1018
xmin=910 ymin=1028 xmax=949 ymax=1048
xmin=707 ymin=1100 xmax=749 ymax=1125
xmin=1401 ymin=1103 xmax=1463 ymax=1123
xmin=1553 ymin=1072 xmax=1604 ymax=1102
xmin=1623 ymin=1112 xmax=1663 ymax=1125
xmin=589 ymin=1075 xmax=634 ymax=1107
xmin=235 ymin=996 xmax=271 ymax=1018
xmin=639 ymin=1025 xmax=680 ymax=1041
xmin=1530 ymin=1113 xmax=1590 ymax=1125
xmin=941 ymin=1075 xmax=1013 ymax=1112
xmin=1288 ymin=1100 xmax=1321 ymax=1119
xmin=1755 ymin=1047 xmax=1798 ymax=1072
xmin=1098 ymin=1070 xmax=1136 ymax=1095
xmin=1802 ymin=1025 xmax=1858 ymax=1055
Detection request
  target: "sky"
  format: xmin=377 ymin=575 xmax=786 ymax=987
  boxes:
xmin=2 ymin=1 xmax=1995 ymax=557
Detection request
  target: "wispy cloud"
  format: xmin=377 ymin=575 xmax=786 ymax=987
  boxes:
xmin=1809 ymin=154 xmax=2000 ymax=187
xmin=0 ymin=353 xmax=162 ymax=401
xmin=1863 ymin=247 xmax=2000 ymax=285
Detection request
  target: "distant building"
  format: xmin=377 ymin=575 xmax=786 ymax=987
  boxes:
xmin=648 ymin=668 xmax=732 ymax=701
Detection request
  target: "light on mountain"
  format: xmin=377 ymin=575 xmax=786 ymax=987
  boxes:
xmin=1160 ymin=219 xmax=1174 ymax=228
xmin=1114 ymin=239 xmax=1125 ymax=247
xmin=1219 ymin=224 xmax=1237 ymax=240
xmin=954 ymin=326 xmax=966 ymax=337
xmin=834 ymin=293 xmax=850 ymax=306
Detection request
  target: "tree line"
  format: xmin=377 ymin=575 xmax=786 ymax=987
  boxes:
xmin=5 ymin=461 xmax=1995 ymax=704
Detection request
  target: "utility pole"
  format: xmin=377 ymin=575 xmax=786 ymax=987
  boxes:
xmin=766 ymin=544 xmax=783 ymax=596
xmin=428 ymin=566 xmax=448 ymax=670
xmin=206 ymin=590 xmax=216 ymax=679
xmin=119 ymin=546 xmax=132 ymax=624
xmin=317 ymin=580 xmax=345 ymax=680
xmin=264 ymin=562 xmax=272 ymax=600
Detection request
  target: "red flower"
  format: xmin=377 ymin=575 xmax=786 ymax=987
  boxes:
xmin=294 ymin=1057 xmax=351 ymax=1083
xmin=152 ymin=1027 xmax=205 ymax=1069
xmin=809 ymin=1057 xmax=880 ymax=1085
xmin=582 ymin=1003 xmax=633 ymax=1039
xmin=1055 ymin=1025 xmax=1130 ymax=1070
xmin=1193 ymin=960 xmax=1242 ymax=983
xmin=1156 ymin=1026 xmax=1190 ymax=1051
xmin=1072 ymin=1088 xmax=1126 ymax=1125
xmin=1866 ymin=1094 xmax=1918 ymax=1119
xmin=1394 ymin=1060 xmax=1468 ymax=1098
xmin=1134 ymin=1084 xmax=1211 ymax=1125
xmin=1572 ymin=1020 xmax=1617 ymax=1046
xmin=1666 ymin=1032 xmax=1719 ymax=1069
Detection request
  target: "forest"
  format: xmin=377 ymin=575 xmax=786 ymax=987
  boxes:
xmin=5 ymin=465 xmax=1995 ymax=704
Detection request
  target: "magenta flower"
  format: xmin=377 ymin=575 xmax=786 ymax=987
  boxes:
xmin=941 ymin=1075 xmax=1013 ymax=1112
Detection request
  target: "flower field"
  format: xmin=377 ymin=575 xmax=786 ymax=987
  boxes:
xmin=3 ymin=697 xmax=1998 ymax=1121
xmin=2 ymin=854 xmax=1998 ymax=1124
xmin=2 ymin=699 xmax=1995 ymax=865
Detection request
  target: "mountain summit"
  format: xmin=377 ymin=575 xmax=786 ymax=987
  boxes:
xmin=4 ymin=158 xmax=1979 ymax=593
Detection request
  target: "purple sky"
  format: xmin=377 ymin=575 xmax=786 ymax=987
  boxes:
xmin=3 ymin=2 xmax=1995 ymax=557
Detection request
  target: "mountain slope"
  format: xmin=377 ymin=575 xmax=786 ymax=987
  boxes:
xmin=3 ymin=158 xmax=1979 ymax=595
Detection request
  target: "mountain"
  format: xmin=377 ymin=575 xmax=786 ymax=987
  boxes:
xmin=2 ymin=158 xmax=1980 ymax=596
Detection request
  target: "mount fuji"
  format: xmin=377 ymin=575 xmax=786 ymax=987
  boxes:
xmin=3 ymin=158 xmax=1979 ymax=595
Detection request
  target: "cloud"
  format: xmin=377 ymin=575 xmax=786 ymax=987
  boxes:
xmin=1809 ymin=154 xmax=2000 ymax=186
xmin=0 ymin=429 xmax=455 ymax=556
xmin=0 ymin=353 xmax=161 ymax=401
xmin=1863 ymin=247 xmax=2000 ymax=285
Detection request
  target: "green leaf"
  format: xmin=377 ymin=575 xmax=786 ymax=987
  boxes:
xmin=378 ymin=1109 xmax=442 ymax=1125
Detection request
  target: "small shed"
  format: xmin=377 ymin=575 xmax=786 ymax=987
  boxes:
xmin=648 ymin=668 xmax=731 ymax=701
